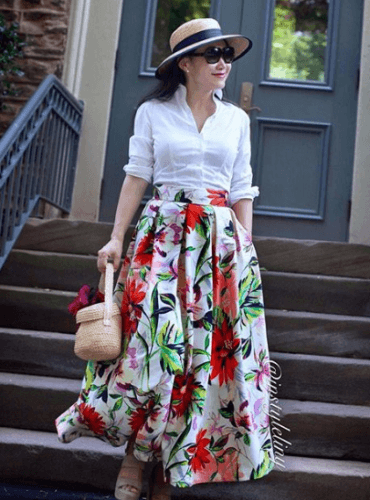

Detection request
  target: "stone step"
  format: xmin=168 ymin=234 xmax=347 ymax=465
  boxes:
xmin=1 ymin=326 xmax=370 ymax=404
xmin=1 ymin=427 xmax=370 ymax=500
xmin=172 ymin=456 xmax=370 ymax=500
xmin=274 ymin=399 xmax=370 ymax=461
xmin=262 ymin=271 xmax=370 ymax=317
xmin=0 ymin=483 xmax=117 ymax=500
xmin=1 ymin=269 xmax=369 ymax=338
xmin=0 ymin=285 xmax=76 ymax=333
xmin=271 ymin=352 xmax=370 ymax=406
xmin=0 ymin=427 xmax=126 ymax=493
xmin=2 ymin=251 xmax=370 ymax=318
xmin=15 ymin=218 xmax=370 ymax=279
xmin=0 ymin=371 xmax=369 ymax=461
xmin=1 ymin=307 xmax=369 ymax=384
xmin=0 ymin=249 xmax=99 ymax=292
xmin=0 ymin=372 xmax=81 ymax=433
xmin=266 ymin=309 xmax=370 ymax=359
xmin=0 ymin=328 xmax=85 ymax=379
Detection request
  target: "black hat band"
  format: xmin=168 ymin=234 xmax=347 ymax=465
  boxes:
xmin=173 ymin=28 xmax=224 ymax=53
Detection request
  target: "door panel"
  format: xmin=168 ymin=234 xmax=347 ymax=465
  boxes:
xmin=234 ymin=0 xmax=362 ymax=240
xmin=101 ymin=0 xmax=363 ymax=242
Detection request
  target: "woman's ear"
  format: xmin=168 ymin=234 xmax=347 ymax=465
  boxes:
xmin=178 ymin=56 xmax=190 ymax=73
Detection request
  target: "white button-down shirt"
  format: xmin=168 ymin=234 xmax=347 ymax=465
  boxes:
xmin=123 ymin=84 xmax=259 ymax=206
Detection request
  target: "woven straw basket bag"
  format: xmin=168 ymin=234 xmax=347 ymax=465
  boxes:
xmin=74 ymin=263 xmax=122 ymax=361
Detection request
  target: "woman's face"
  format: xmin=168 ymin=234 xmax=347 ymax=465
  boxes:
xmin=179 ymin=40 xmax=232 ymax=91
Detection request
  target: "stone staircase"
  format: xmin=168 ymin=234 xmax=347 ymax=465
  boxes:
xmin=0 ymin=218 xmax=370 ymax=500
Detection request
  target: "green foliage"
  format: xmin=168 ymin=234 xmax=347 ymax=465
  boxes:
xmin=269 ymin=2 xmax=327 ymax=82
xmin=152 ymin=0 xmax=211 ymax=67
xmin=0 ymin=13 xmax=27 ymax=109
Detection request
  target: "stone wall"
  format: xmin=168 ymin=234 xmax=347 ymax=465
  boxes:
xmin=0 ymin=0 xmax=72 ymax=137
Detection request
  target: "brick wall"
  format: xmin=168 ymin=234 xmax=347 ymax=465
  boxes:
xmin=0 ymin=0 xmax=72 ymax=137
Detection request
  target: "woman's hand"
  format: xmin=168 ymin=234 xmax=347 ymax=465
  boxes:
xmin=97 ymin=237 xmax=123 ymax=273
xmin=232 ymin=198 xmax=253 ymax=236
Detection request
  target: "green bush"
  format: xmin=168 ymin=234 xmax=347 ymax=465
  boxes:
xmin=0 ymin=13 xmax=27 ymax=109
xmin=269 ymin=4 xmax=326 ymax=82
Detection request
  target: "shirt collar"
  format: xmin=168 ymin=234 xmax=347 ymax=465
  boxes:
xmin=176 ymin=84 xmax=223 ymax=107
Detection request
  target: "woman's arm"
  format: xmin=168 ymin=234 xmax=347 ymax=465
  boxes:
xmin=97 ymin=174 xmax=149 ymax=272
xmin=232 ymin=198 xmax=253 ymax=235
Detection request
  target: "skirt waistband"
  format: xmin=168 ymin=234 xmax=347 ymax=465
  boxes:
xmin=152 ymin=184 xmax=230 ymax=207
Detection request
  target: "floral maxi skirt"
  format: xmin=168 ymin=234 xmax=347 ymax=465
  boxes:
xmin=56 ymin=184 xmax=276 ymax=487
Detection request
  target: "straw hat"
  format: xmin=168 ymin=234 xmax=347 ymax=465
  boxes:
xmin=155 ymin=18 xmax=252 ymax=79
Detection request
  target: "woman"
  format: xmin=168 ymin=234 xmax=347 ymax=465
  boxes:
xmin=56 ymin=18 xmax=275 ymax=500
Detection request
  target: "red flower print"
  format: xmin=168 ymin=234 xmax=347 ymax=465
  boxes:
xmin=129 ymin=399 xmax=158 ymax=435
xmin=212 ymin=252 xmax=238 ymax=318
xmin=235 ymin=413 xmax=252 ymax=430
xmin=210 ymin=317 xmax=240 ymax=385
xmin=212 ymin=254 xmax=226 ymax=308
xmin=77 ymin=403 xmax=105 ymax=435
xmin=207 ymin=189 xmax=228 ymax=206
xmin=185 ymin=204 xmax=206 ymax=233
xmin=187 ymin=429 xmax=211 ymax=473
xmin=121 ymin=278 xmax=146 ymax=336
xmin=171 ymin=373 xmax=201 ymax=417
xmin=134 ymin=229 xmax=155 ymax=266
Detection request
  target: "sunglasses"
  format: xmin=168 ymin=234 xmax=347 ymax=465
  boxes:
xmin=190 ymin=46 xmax=235 ymax=64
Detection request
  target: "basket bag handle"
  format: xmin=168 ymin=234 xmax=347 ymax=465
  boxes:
xmin=103 ymin=262 xmax=114 ymax=327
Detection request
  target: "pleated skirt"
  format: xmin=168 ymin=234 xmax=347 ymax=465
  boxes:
xmin=55 ymin=183 xmax=276 ymax=487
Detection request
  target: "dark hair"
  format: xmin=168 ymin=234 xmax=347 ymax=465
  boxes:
xmin=137 ymin=59 xmax=187 ymax=107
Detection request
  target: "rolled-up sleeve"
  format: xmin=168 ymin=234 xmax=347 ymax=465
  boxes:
xmin=229 ymin=111 xmax=259 ymax=206
xmin=123 ymin=102 xmax=154 ymax=183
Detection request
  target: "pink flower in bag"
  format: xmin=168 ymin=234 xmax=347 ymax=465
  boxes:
xmin=68 ymin=285 xmax=105 ymax=317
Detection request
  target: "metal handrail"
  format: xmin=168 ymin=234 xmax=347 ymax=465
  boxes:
xmin=0 ymin=75 xmax=84 ymax=270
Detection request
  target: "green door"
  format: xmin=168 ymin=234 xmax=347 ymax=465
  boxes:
xmin=101 ymin=0 xmax=363 ymax=242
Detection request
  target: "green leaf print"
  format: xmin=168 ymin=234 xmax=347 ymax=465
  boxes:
xmin=112 ymin=397 xmax=123 ymax=412
xmin=167 ymin=460 xmax=189 ymax=470
xmin=251 ymin=450 xmax=272 ymax=479
xmin=192 ymin=348 xmax=211 ymax=358
xmin=157 ymin=321 xmax=183 ymax=375
xmin=195 ymin=272 xmax=212 ymax=286
xmin=194 ymin=361 xmax=210 ymax=373
xmin=192 ymin=386 xmax=206 ymax=415
xmin=239 ymin=272 xmax=253 ymax=307
xmin=137 ymin=215 xmax=149 ymax=231
xmin=210 ymin=471 xmax=218 ymax=481
xmin=195 ymin=220 xmax=207 ymax=240
xmin=150 ymin=284 xmax=159 ymax=343
xmin=262 ymin=438 xmax=272 ymax=451
xmin=210 ymin=434 xmax=229 ymax=452
xmin=242 ymin=337 xmax=252 ymax=359
xmin=139 ymin=267 xmax=147 ymax=281
xmin=195 ymin=236 xmax=210 ymax=277
xmin=245 ymin=372 xmax=256 ymax=383
xmin=168 ymin=420 xmax=192 ymax=464
xmin=157 ymin=272 xmax=173 ymax=281
xmin=243 ymin=433 xmax=251 ymax=446
xmin=220 ymin=251 xmax=234 ymax=268
xmin=249 ymin=256 xmax=259 ymax=268
xmin=176 ymin=481 xmax=189 ymax=488
xmin=205 ymin=334 xmax=210 ymax=350
xmin=84 ymin=361 xmax=95 ymax=392
xmin=160 ymin=293 xmax=176 ymax=309
xmin=174 ymin=189 xmax=185 ymax=201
